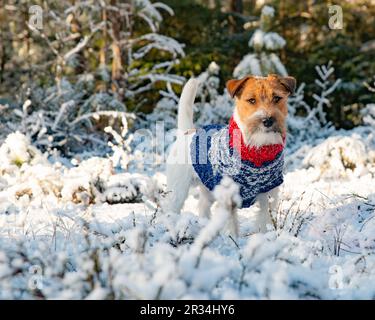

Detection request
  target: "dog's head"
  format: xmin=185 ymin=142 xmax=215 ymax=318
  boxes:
xmin=226 ymin=74 xmax=296 ymax=147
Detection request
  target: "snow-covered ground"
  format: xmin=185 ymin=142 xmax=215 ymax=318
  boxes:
xmin=1 ymin=122 xmax=375 ymax=299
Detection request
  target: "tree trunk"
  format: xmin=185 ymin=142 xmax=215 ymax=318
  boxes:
xmin=0 ymin=0 xmax=7 ymax=84
xmin=229 ymin=0 xmax=243 ymax=33
xmin=230 ymin=0 xmax=243 ymax=13
xmin=99 ymin=7 xmax=107 ymax=68
xmin=109 ymin=0 xmax=124 ymax=97
xmin=98 ymin=5 xmax=108 ymax=92
xmin=69 ymin=0 xmax=85 ymax=75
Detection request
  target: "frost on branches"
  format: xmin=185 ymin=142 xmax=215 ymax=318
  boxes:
xmin=233 ymin=5 xmax=287 ymax=78
xmin=1 ymin=0 xmax=375 ymax=301
xmin=1 ymin=122 xmax=375 ymax=299
xmin=1 ymin=0 xmax=185 ymax=158
xmin=361 ymin=77 xmax=375 ymax=127
xmin=148 ymin=62 xmax=233 ymax=133
xmin=286 ymin=62 xmax=341 ymax=159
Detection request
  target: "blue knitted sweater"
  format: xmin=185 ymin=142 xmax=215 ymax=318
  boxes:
xmin=190 ymin=124 xmax=284 ymax=208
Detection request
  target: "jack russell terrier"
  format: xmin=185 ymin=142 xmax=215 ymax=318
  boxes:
xmin=166 ymin=74 xmax=296 ymax=233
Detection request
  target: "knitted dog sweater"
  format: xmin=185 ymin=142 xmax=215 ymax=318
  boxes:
xmin=190 ymin=117 xmax=284 ymax=208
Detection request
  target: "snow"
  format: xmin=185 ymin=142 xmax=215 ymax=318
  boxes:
xmin=2 ymin=53 xmax=367 ymax=299
xmin=1 ymin=114 xmax=375 ymax=299
xmin=361 ymin=104 xmax=375 ymax=126
xmin=233 ymin=54 xmax=263 ymax=78
xmin=261 ymin=5 xmax=275 ymax=18
xmin=2 ymin=37 xmax=373 ymax=302
xmin=134 ymin=33 xmax=185 ymax=60
xmin=249 ymin=30 xmax=286 ymax=52
xmin=233 ymin=5 xmax=287 ymax=77
xmin=0 ymin=1 xmax=374 ymax=301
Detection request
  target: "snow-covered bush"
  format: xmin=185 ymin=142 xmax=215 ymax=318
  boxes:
xmin=147 ymin=62 xmax=233 ymax=133
xmin=233 ymin=5 xmax=287 ymax=78
xmin=104 ymin=115 xmax=134 ymax=171
xmin=0 ymin=132 xmax=46 ymax=171
xmin=60 ymin=158 xmax=164 ymax=206
xmin=302 ymin=134 xmax=375 ymax=179
xmin=361 ymin=77 xmax=375 ymax=126
xmin=311 ymin=63 xmax=342 ymax=124
xmin=1 ymin=0 xmax=375 ymax=301
xmin=2 ymin=73 xmax=127 ymax=157
xmin=0 ymin=0 xmax=186 ymax=159
xmin=194 ymin=62 xmax=234 ymax=126
xmin=286 ymin=62 xmax=341 ymax=158
xmin=103 ymin=173 xmax=163 ymax=205
xmin=2 ymin=198 xmax=375 ymax=299
xmin=0 ymin=130 xmax=164 ymax=207
xmin=0 ymin=114 xmax=374 ymax=298
xmin=361 ymin=104 xmax=375 ymax=126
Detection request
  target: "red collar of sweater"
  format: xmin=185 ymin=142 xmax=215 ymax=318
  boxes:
xmin=228 ymin=117 xmax=285 ymax=167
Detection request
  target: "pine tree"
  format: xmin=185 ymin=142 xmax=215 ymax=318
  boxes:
xmin=233 ymin=5 xmax=287 ymax=78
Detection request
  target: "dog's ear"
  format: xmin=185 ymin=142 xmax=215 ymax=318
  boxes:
xmin=279 ymin=76 xmax=296 ymax=95
xmin=226 ymin=76 xmax=250 ymax=98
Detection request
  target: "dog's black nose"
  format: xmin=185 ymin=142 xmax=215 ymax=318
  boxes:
xmin=263 ymin=117 xmax=274 ymax=128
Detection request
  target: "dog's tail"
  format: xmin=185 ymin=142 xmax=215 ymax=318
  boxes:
xmin=177 ymin=78 xmax=199 ymax=131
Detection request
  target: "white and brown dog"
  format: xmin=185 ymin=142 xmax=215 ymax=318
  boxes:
xmin=166 ymin=74 xmax=296 ymax=233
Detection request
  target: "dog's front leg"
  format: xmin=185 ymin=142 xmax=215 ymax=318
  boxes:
xmin=255 ymin=187 xmax=279 ymax=233
xmin=268 ymin=187 xmax=280 ymax=214
xmin=197 ymin=184 xmax=214 ymax=218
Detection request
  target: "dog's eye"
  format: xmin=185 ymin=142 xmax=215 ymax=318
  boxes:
xmin=273 ymin=96 xmax=282 ymax=103
xmin=247 ymin=98 xmax=256 ymax=105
